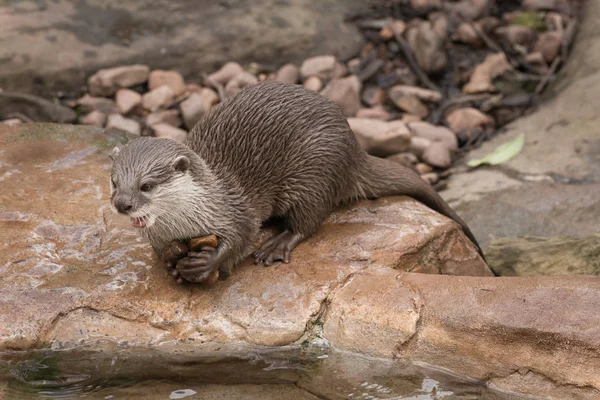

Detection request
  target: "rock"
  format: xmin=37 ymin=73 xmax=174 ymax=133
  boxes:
xmin=444 ymin=0 xmax=490 ymax=20
xmin=413 ymin=22 xmax=448 ymax=74
xmin=534 ymin=31 xmax=563 ymax=62
xmin=421 ymin=172 xmax=439 ymax=185
xmin=303 ymin=76 xmax=323 ymax=92
xmin=463 ymin=52 xmax=512 ymax=94
xmin=378 ymin=26 xmax=393 ymax=41
xmin=391 ymin=95 xmax=429 ymax=118
xmin=148 ymin=69 xmax=186 ymax=97
xmin=115 ymin=89 xmax=142 ymax=114
xmin=152 ymin=123 xmax=187 ymax=142
xmin=429 ymin=11 xmax=449 ymax=39
xmin=391 ymin=20 xmax=407 ymax=36
xmin=106 ymin=114 xmax=141 ymax=135
xmin=142 ymin=85 xmax=175 ymax=111
xmin=409 ymin=136 xmax=433 ymax=156
xmin=2 ymin=118 xmax=22 ymax=126
xmin=495 ymin=25 xmax=535 ymax=47
xmin=523 ymin=0 xmax=569 ymax=12
xmin=446 ymin=107 xmax=494 ymax=133
xmin=362 ymin=86 xmax=385 ymax=107
xmin=88 ymin=65 xmax=150 ymax=97
xmin=146 ymin=109 xmax=183 ymax=128
xmin=402 ymin=114 xmax=422 ymax=123
xmin=347 ymin=118 xmax=411 ymax=157
xmin=300 ymin=55 xmax=337 ymax=80
xmin=320 ymin=76 xmax=361 ymax=117
xmin=224 ymin=71 xmax=259 ymax=98
xmin=0 ymin=92 xmax=77 ymax=123
xmin=388 ymin=85 xmax=442 ymax=103
xmin=415 ymin=162 xmax=434 ymax=174
xmin=525 ymin=52 xmax=549 ymax=75
xmin=422 ymin=141 xmax=452 ymax=168
xmin=333 ymin=61 xmax=349 ymax=79
xmin=186 ymin=83 xmax=203 ymax=93
xmin=347 ymin=58 xmax=361 ymax=74
xmin=476 ymin=16 xmax=501 ymax=33
xmin=275 ymin=64 xmax=299 ymax=84
xmin=76 ymin=94 xmax=118 ymax=115
xmin=180 ymin=89 xmax=219 ymax=129
xmin=79 ymin=110 xmax=106 ymax=127
xmin=410 ymin=0 xmax=441 ymax=10
xmin=207 ymin=62 xmax=244 ymax=85
xmin=408 ymin=121 xmax=458 ymax=151
xmin=386 ymin=152 xmax=418 ymax=167
xmin=355 ymin=107 xmax=390 ymax=121
xmin=455 ymin=23 xmax=482 ymax=47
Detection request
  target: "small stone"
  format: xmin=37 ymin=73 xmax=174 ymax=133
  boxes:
xmin=444 ymin=0 xmax=490 ymax=21
xmin=476 ymin=17 xmax=500 ymax=33
xmin=142 ymin=85 xmax=175 ymax=111
xmin=409 ymin=136 xmax=433 ymax=156
xmin=408 ymin=121 xmax=458 ymax=151
xmin=2 ymin=118 xmax=23 ymax=126
xmin=392 ymin=95 xmax=429 ymax=119
xmin=180 ymin=89 xmax=219 ymax=129
xmin=115 ymin=89 xmax=142 ymax=114
xmin=429 ymin=12 xmax=449 ymax=39
xmin=402 ymin=114 xmax=422 ymax=123
xmin=495 ymin=25 xmax=535 ymax=47
xmin=333 ymin=62 xmax=348 ymax=79
xmin=347 ymin=118 xmax=411 ymax=157
xmin=146 ymin=110 xmax=182 ymax=127
xmin=422 ymin=141 xmax=452 ymax=168
xmin=388 ymin=85 xmax=442 ymax=103
xmin=414 ymin=22 xmax=448 ymax=74
xmin=356 ymin=107 xmax=391 ymax=121
xmin=463 ymin=52 xmax=512 ymax=94
xmin=410 ymin=0 xmax=441 ymax=10
xmin=207 ymin=62 xmax=244 ymax=85
xmin=347 ymin=58 xmax=361 ymax=75
xmin=148 ymin=70 xmax=186 ymax=97
xmin=522 ymin=0 xmax=565 ymax=11
xmin=300 ymin=55 xmax=337 ymax=80
xmin=320 ymin=75 xmax=362 ymax=117
xmin=303 ymin=76 xmax=323 ymax=92
xmin=386 ymin=152 xmax=418 ymax=167
xmin=446 ymin=107 xmax=495 ymax=133
xmin=525 ymin=52 xmax=549 ymax=75
xmin=391 ymin=20 xmax=407 ymax=36
xmin=186 ymin=83 xmax=203 ymax=93
xmin=224 ymin=72 xmax=258 ymax=98
xmin=379 ymin=26 xmax=394 ymax=41
xmin=88 ymin=65 xmax=150 ymax=97
xmin=152 ymin=123 xmax=187 ymax=142
xmin=76 ymin=94 xmax=118 ymax=114
xmin=362 ymin=87 xmax=386 ymax=107
xmin=456 ymin=23 xmax=482 ymax=47
xmin=415 ymin=162 xmax=434 ymax=174
xmin=421 ymin=172 xmax=440 ymax=185
xmin=79 ymin=110 xmax=106 ymax=127
xmin=106 ymin=114 xmax=141 ymax=135
xmin=275 ymin=64 xmax=300 ymax=84
xmin=545 ymin=12 xmax=564 ymax=32
xmin=534 ymin=31 xmax=562 ymax=63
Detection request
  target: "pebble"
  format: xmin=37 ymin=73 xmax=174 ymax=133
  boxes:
xmin=320 ymin=75 xmax=362 ymax=117
xmin=303 ymin=76 xmax=323 ymax=92
xmin=534 ymin=31 xmax=563 ymax=62
xmin=476 ymin=17 xmax=500 ymax=33
xmin=207 ymin=62 xmax=244 ymax=85
xmin=525 ymin=52 xmax=549 ymax=75
xmin=388 ymin=85 xmax=442 ymax=103
xmin=2 ymin=118 xmax=23 ymax=126
xmin=76 ymin=94 xmax=118 ymax=114
xmin=495 ymin=25 xmax=535 ymax=47
xmin=463 ymin=52 xmax=512 ymax=94
xmin=386 ymin=152 xmax=418 ymax=167
xmin=180 ymin=89 xmax=219 ymax=129
xmin=275 ymin=64 xmax=300 ymax=84
xmin=408 ymin=121 xmax=458 ymax=151
xmin=391 ymin=20 xmax=407 ymax=36
xmin=106 ymin=114 xmax=141 ymax=135
xmin=421 ymin=172 xmax=440 ymax=185
xmin=413 ymin=21 xmax=448 ymax=74
xmin=402 ymin=114 xmax=422 ymax=123
xmin=224 ymin=71 xmax=258 ymax=98
xmin=379 ymin=26 xmax=394 ymax=41
xmin=444 ymin=0 xmax=490 ymax=20
xmin=186 ymin=83 xmax=203 ymax=93
xmin=146 ymin=109 xmax=183 ymax=127
xmin=347 ymin=118 xmax=411 ymax=157
xmin=429 ymin=12 xmax=449 ymax=39
xmin=422 ymin=141 xmax=452 ymax=168
xmin=152 ymin=123 xmax=187 ymax=142
xmin=142 ymin=85 xmax=175 ymax=111
xmin=79 ymin=110 xmax=106 ymax=127
xmin=410 ymin=0 xmax=441 ymax=10
xmin=300 ymin=55 xmax=337 ymax=80
xmin=409 ymin=136 xmax=433 ymax=157
xmin=356 ymin=107 xmax=391 ymax=121
xmin=347 ymin=58 xmax=361 ymax=75
xmin=148 ymin=70 xmax=186 ymax=97
xmin=391 ymin=95 xmax=429 ymax=118
xmin=415 ymin=162 xmax=434 ymax=174
xmin=362 ymin=86 xmax=385 ymax=107
xmin=456 ymin=23 xmax=482 ymax=47
xmin=446 ymin=107 xmax=495 ymax=133
xmin=522 ymin=0 xmax=567 ymax=12
xmin=115 ymin=89 xmax=142 ymax=114
xmin=87 ymin=65 xmax=150 ymax=97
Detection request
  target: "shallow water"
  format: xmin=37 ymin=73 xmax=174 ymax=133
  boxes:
xmin=1 ymin=344 xmax=526 ymax=400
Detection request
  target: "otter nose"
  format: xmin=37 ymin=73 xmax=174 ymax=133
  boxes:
xmin=114 ymin=197 xmax=133 ymax=214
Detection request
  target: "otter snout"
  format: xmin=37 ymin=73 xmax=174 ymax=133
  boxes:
xmin=113 ymin=195 xmax=133 ymax=214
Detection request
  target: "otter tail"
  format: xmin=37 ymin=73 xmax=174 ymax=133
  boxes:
xmin=356 ymin=155 xmax=485 ymax=260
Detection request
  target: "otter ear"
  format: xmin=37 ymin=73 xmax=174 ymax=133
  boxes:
xmin=173 ymin=155 xmax=190 ymax=173
xmin=109 ymin=146 xmax=121 ymax=161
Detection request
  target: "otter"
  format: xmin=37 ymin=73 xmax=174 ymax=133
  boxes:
xmin=110 ymin=82 xmax=484 ymax=283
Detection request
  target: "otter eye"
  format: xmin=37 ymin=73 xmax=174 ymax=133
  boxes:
xmin=140 ymin=183 xmax=153 ymax=192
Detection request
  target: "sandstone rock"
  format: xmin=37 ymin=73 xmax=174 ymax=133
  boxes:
xmin=146 ymin=109 xmax=183 ymax=128
xmin=303 ymin=76 xmax=323 ymax=92
xmin=300 ymin=55 xmax=337 ymax=80
xmin=79 ymin=110 xmax=106 ymax=127
xmin=534 ymin=31 xmax=563 ymax=62
xmin=106 ymin=114 xmax=141 ymax=135
xmin=444 ymin=0 xmax=490 ymax=20
xmin=0 ymin=92 xmax=77 ymax=123
xmin=88 ymin=65 xmax=150 ymax=97
xmin=456 ymin=23 xmax=482 ymax=47
xmin=421 ymin=172 xmax=439 ymax=185
xmin=463 ymin=52 xmax=512 ymax=94
xmin=180 ymin=89 xmax=219 ymax=129
xmin=76 ymin=94 xmax=118 ymax=115
xmin=415 ymin=162 xmax=434 ymax=174
xmin=446 ymin=107 xmax=494 ymax=133
xmin=495 ymin=25 xmax=535 ymax=47
xmin=207 ymin=62 xmax=244 ymax=86
xmin=410 ymin=136 xmax=433 ymax=157
xmin=402 ymin=114 xmax=422 ymax=123
xmin=148 ymin=69 xmax=186 ymax=97
xmin=115 ymin=89 xmax=142 ymax=115
xmin=224 ymin=71 xmax=258 ymax=98
xmin=386 ymin=152 xmax=418 ymax=167
xmin=142 ymin=85 xmax=175 ymax=111
xmin=320 ymin=76 xmax=361 ymax=117
xmin=275 ymin=64 xmax=299 ymax=84
xmin=391 ymin=95 xmax=429 ymax=118
xmin=355 ymin=107 xmax=390 ymax=120
xmin=408 ymin=121 xmax=458 ymax=151
xmin=422 ymin=141 xmax=452 ymax=168
xmin=414 ymin=22 xmax=448 ymax=74
xmin=347 ymin=118 xmax=411 ymax=157
xmin=152 ymin=123 xmax=187 ymax=142
xmin=388 ymin=85 xmax=442 ymax=103
xmin=525 ymin=52 xmax=549 ymax=75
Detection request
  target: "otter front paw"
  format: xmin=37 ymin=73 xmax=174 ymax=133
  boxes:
xmin=176 ymin=246 xmax=220 ymax=284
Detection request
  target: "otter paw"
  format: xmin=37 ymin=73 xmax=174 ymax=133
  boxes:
xmin=176 ymin=246 xmax=219 ymax=283
xmin=253 ymin=231 xmax=302 ymax=266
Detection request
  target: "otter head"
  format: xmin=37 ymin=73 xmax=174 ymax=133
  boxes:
xmin=109 ymin=137 xmax=199 ymax=230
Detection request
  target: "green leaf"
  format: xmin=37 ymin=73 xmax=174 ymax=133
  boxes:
xmin=467 ymin=133 xmax=525 ymax=168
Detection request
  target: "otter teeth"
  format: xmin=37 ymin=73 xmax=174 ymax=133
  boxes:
xmin=131 ymin=216 xmax=147 ymax=229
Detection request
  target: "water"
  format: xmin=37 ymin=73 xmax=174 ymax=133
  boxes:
xmin=1 ymin=344 xmax=523 ymax=399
